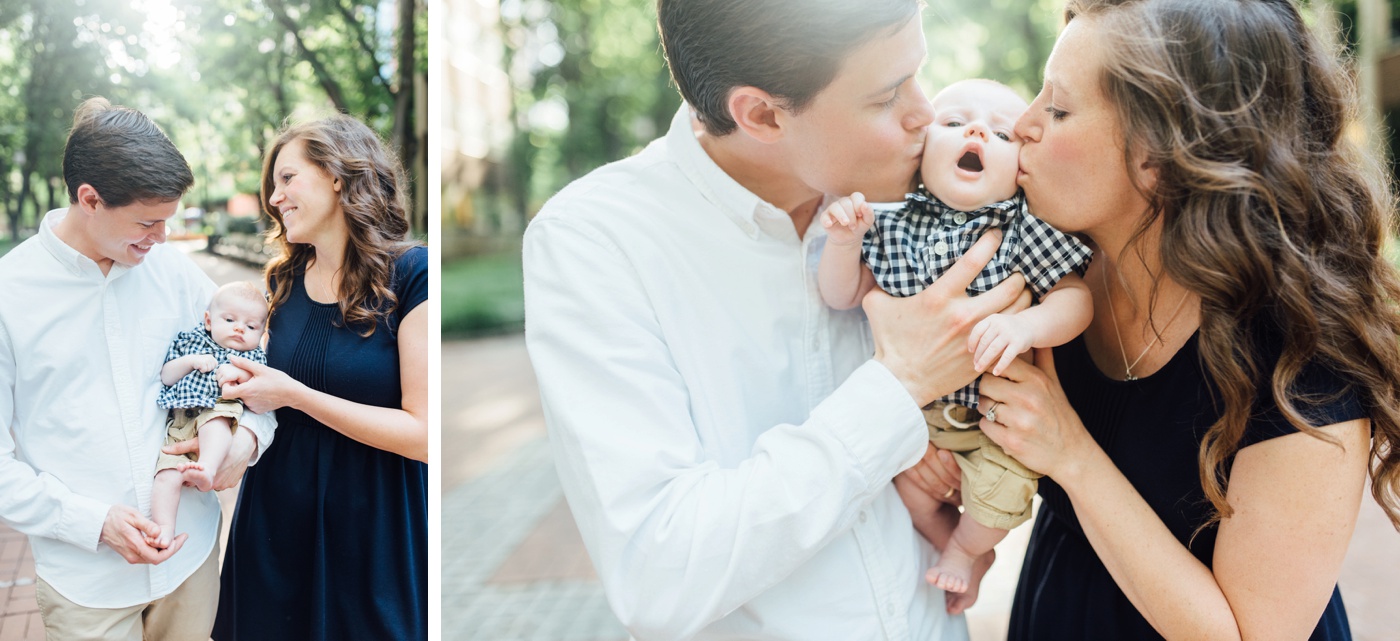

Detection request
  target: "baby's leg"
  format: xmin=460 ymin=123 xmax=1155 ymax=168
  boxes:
xmin=149 ymin=468 xmax=184 ymax=549
xmin=179 ymin=416 xmax=233 ymax=491
xmin=927 ymin=516 xmax=1008 ymax=594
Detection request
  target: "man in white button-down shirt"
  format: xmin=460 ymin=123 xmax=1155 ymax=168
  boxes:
xmin=523 ymin=2 xmax=1026 ymax=640
xmin=0 ymin=98 xmax=274 ymax=640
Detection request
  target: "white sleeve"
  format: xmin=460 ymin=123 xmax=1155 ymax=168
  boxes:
xmin=523 ymin=217 xmax=926 ymax=639
xmin=0 ymin=321 xmax=109 ymax=550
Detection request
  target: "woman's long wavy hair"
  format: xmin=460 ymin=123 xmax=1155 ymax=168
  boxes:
xmin=261 ymin=115 xmax=418 ymax=336
xmin=1067 ymin=0 xmax=1400 ymax=530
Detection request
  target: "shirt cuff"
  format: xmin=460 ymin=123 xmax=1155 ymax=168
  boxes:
xmin=811 ymin=360 xmax=928 ymax=489
xmin=58 ymin=494 xmax=110 ymax=553
xmin=241 ymin=409 xmax=277 ymax=465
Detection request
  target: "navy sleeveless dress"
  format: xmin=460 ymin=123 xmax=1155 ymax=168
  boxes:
xmin=1007 ymin=323 xmax=1365 ymax=640
xmin=213 ymin=246 xmax=428 ymax=641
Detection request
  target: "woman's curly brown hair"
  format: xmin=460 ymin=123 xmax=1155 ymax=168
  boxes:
xmin=1067 ymin=0 xmax=1400 ymax=531
xmin=261 ymin=115 xmax=419 ymax=336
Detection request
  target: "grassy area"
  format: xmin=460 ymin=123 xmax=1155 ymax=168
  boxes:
xmin=443 ymin=249 xmax=525 ymax=338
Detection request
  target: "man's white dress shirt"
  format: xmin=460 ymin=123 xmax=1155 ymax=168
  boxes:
xmin=0 ymin=209 xmax=275 ymax=608
xmin=524 ymin=107 xmax=967 ymax=640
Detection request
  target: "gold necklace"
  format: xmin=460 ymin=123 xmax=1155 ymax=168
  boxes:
xmin=1101 ymin=265 xmax=1189 ymax=381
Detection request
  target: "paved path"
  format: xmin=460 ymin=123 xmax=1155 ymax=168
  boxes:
xmin=0 ymin=241 xmax=261 ymax=640
xmin=443 ymin=333 xmax=1400 ymax=641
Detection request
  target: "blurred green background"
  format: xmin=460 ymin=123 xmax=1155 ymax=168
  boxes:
xmin=445 ymin=0 xmax=1400 ymax=337
xmin=0 ymin=0 xmax=427 ymax=255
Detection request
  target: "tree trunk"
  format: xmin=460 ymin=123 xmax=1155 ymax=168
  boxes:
xmin=46 ymin=175 xmax=59 ymax=213
xmin=393 ymin=0 xmax=418 ymax=234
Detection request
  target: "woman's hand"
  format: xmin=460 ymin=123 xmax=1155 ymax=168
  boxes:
xmin=220 ymin=355 xmax=308 ymax=414
xmin=976 ymin=347 xmax=1096 ymax=481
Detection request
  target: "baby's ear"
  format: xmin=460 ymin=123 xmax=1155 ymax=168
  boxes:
xmin=203 ymin=310 xmax=212 ymax=329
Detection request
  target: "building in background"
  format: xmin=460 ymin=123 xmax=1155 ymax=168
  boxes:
xmin=444 ymin=0 xmax=514 ymax=259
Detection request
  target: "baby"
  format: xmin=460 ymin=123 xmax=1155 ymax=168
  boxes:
xmin=817 ymin=79 xmax=1094 ymax=606
xmin=148 ymin=281 xmax=268 ymax=548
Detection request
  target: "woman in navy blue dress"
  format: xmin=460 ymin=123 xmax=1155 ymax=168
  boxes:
xmin=899 ymin=1 xmax=1400 ymax=638
xmin=211 ymin=115 xmax=428 ymax=641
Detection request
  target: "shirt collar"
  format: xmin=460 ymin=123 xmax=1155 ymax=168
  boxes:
xmin=667 ymin=105 xmax=774 ymax=239
xmin=904 ymin=189 xmax=1023 ymax=227
xmin=38 ymin=208 xmax=132 ymax=281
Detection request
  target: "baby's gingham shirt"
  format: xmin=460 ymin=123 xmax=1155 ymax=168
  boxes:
xmin=860 ymin=189 xmax=1092 ymax=412
xmin=156 ymin=325 xmax=267 ymax=409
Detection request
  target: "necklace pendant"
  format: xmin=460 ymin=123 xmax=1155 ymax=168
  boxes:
xmin=1125 ymin=373 xmax=1139 ymax=382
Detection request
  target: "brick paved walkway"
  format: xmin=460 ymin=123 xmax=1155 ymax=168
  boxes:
xmin=444 ymin=334 xmax=1400 ymax=641
xmin=0 ymin=241 xmax=260 ymax=640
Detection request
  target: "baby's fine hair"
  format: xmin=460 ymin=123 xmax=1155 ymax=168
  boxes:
xmin=210 ymin=281 xmax=269 ymax=316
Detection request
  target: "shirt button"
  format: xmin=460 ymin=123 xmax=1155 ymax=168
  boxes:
xmin=933 ymin=241 xmax=949 ymax=256
xmin=952 ymin=213 xmax=967 ymax=225
xmin=858 ymin=511 xmax=868 ymax=524
xmin=886 ymin=602 xmax=896 ymax=616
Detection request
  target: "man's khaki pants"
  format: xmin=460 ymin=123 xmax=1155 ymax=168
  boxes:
xmin=34 ymin=542 xmax=220 ymax=641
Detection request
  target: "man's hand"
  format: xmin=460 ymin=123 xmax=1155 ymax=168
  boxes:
xmin=821 ymin=192 xmax=875 ymax=247
xmin=864 ymin=230 xmax=1026 ymax=406
xmin=100 ymin=505 xmax=185 ymax=564
xmin=162 ymin=428 xmax=257 ymax=491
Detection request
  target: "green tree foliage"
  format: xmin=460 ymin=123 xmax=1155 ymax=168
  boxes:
xmin=473 ymin=0 xmax=1064 ymax=232
xmin=0 ymin=0 xmax=427 ymax=241
xmin=485 ymin=0 xmax=679 ymax=225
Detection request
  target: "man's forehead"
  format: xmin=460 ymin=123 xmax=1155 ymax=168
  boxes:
xmin=828 ymin=15 xmax=926 ymax=98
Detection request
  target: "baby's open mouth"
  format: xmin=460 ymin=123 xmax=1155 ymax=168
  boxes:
xmin=957 ymin=150 xmax=983 ymax=172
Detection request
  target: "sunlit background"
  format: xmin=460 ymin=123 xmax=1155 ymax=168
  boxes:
xmin=443 ymin=0 xmax=1400 ymax=336
xmin=439 ymin=2 xmax=1400 ymax=641
xmin=0 ymin=0 xmax=428 ymax=259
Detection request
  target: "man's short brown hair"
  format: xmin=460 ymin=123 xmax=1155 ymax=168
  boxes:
xmin=62 ymin=97 xmax=194 ymax=207
xmin=657 ymin=0 xmax=922 ymax=136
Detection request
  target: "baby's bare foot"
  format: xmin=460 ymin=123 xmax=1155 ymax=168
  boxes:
xmin=927 ymin=544 xmax=977 ymax=594
xmin=148 ymin=526 xmax=172 ymax=550
xmin=927 ymin=564 xmax=970 ymax=593
xmin=178 ymin=461 xmax=215 ymax=492
xmin=945 ymin=548 xmax=994 ymax=615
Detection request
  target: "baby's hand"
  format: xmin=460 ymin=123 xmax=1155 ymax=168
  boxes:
xmin=821 ymin=192 xmax=874 ymax=247
xmin=192 ymin=355 xmax=219 ymax=373
xmin=969 ymin=313 xmax=1037 ymax=376
xmin=216 ymin=363 xmax=250 ymax=387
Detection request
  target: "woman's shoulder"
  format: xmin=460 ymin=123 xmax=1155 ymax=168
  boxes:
xmin=392 ymin=244 xmax=427 ymax=279
xmin=1241 ymin=316 xmax=1368 ymax=447
xmin=390 ymin=244 xmax=429 ymax=319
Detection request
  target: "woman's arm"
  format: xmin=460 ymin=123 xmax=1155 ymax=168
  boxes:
xmin=224 ymin=304 xmax=428 ymax=462
xmin=979 ymin=348 xmax=1370 ymax=640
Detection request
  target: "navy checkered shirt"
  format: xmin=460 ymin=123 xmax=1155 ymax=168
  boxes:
xmin=861 ymin=189 xmax=1093 ymax=412
xmin=156 ymin=324 xmax=268 ymax=410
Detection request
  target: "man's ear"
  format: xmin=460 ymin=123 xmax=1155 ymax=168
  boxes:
xmin=75 ymin=184 xmax=103 ymax=215
xmin=728 ymin=86 xmax=786 ymax=144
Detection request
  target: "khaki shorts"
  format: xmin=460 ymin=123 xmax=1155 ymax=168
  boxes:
xmin=923 ymin=402 xmax=1040 ymax=530
xmin=35 ymin=540 xmax=220 ymax=641
xmin=154 ymin=400 xmax=243 ymax=473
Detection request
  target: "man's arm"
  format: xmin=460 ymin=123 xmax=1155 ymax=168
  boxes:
xmin=0 ymin=322 xmax=109 ymax=551
xmin=525 ymin=218 xmax=1017 ymax=638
